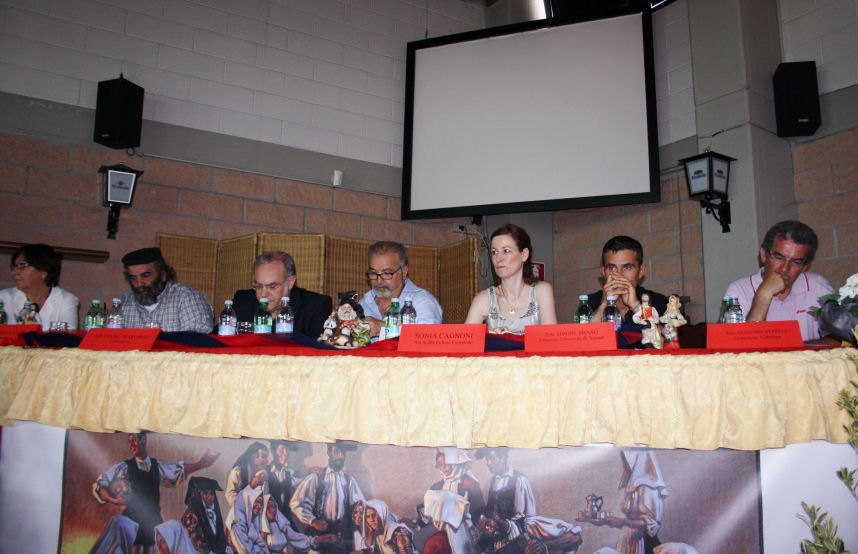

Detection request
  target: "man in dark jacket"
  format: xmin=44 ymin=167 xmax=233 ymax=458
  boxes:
xmin=232 ymin=251 xmax=332 ymax=337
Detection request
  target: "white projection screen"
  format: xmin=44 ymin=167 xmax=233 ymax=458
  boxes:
xmin=402 ymin=9 xmax=660 ymax=219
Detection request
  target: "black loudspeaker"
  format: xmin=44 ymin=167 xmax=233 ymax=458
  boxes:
xmin=93 ymin=74 xmax=144 ymax=149
xmin=773 ymin=61 xmax=821 ymax=137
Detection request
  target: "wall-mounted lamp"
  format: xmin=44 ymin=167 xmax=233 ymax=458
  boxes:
xmin=99 ymin=164 xmax=143 ymax=239
xmin=679 ymin=150 xmax=735 ymax=233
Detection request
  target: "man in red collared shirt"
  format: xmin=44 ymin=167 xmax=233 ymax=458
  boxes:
xmin=724 ymin=220 xmax=835 ymax=341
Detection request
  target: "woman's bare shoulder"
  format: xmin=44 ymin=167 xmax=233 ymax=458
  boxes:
xmin=534 ymin=281 xmax=554 ymax=293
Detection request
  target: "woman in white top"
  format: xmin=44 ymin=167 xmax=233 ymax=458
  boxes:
xmin=0 ymin=243 xmax=79 ymax=330
xmin=465 ymin=224 xmax=557 ymax=334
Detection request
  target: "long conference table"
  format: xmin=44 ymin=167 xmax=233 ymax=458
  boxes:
xmin=1 ymin=332 xmax=857 ymax=553
xmin=1 ymin=331 xmax=855 ymax=450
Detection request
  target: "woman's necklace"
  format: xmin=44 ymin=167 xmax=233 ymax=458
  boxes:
xmin=500 ymin=284 xmax=524 ymax=315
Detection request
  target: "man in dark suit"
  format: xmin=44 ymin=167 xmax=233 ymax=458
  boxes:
xmin=232 ymin=251 xmax=332 ymax=337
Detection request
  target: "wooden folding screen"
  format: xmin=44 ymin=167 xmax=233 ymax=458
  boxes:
xmin=323 ymin=236 xmax=372 ymax=305
xmin=155 ymin=233 xmax=217 ymax=305
xmin=214 ymin=233 xmax=257 ymax=309
xmin=407 ymin=245 xmax=439 ymax=300
xmin=256 ymin=233 xmax=325 ymax=295
xmin=439 ymin=236 xmax=479 ymax=323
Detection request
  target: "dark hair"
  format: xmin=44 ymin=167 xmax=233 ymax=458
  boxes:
xmin=232 ymin=442 xmax=269 ymax=491
xmin=254 ymin=251 xmax=296 ymax=278
xmin=153 ymin=257 xmax=177 ymax=282
xmin=490 ymin=224 xmax=536 ymax=286
xmin=475 ymin=446 xmax=508 ymax=460
xmin=123 ymin=254 xmax=176 ymax=283
xmin=368 ymin=241 xmax=409 ymax=268
xmin=601 ymin=236 xmax=643 ymax=266
xmin=327 ymin=441 xmax=357 ymax=454
xmin=761 ymin=220 xmax=819 ymax=263
xmin=11 ymin=243 xmax=62 ymax=287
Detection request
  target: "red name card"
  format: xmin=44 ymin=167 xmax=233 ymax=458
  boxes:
xmin=398 ymin=324 xmax=486 ymax=353
xmin=707 ymin=321 xmax=803 ymax=350
xmin=525 ymin=322 xmax=618 ymax=352
xmin=79 ymin=328 xmax=161 ymax=352
xmin=0 ymin=324 xmax=42 ymax=346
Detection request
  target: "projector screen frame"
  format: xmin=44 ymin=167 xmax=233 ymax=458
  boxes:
xmin=401 ymin=7 xmax=660 ymax=220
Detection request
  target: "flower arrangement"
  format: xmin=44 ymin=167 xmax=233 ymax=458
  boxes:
xmin=812 ymin=273 xmax=858 ymax=344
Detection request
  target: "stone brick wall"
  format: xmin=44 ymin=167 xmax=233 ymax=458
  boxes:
xmin=0 ymin=133 xmax=466 ymax=324
xmin=793 ymin=127 xmax=858 ymax=289
xmin=552 ymin=172 xmax=705 ymax=325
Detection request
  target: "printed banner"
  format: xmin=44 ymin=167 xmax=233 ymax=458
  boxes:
xmin=60 ymin=431 xmax=761 ymax=553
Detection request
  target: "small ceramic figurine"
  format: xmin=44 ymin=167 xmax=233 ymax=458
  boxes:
xmin=659 ymin=294 xmax=687 ymax=345
xmin=319 ymin=292 xmax=371 ymax=348
xmin=633 ymin=293 xmax=663 ymax=349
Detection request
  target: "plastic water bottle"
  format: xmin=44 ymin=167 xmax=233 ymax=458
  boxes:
xmin=218 ymin=300 xmax=237 ymax=336
xmin=400 ymin=297 xmax=417 ymax=326
xmin=602 ymin=295 xmax=622 ymax=331
xmin=253 ymin=297 xmax=273 ymax=333
xmin=575 ymin=294 xmax=593 ymax=323
xmin=16 ymin=302 xmax=32 ymax=324
xmin=725 ymin=296 xmax=745 ymax=323
xmin=85 ymin=299 xmax=105 ymax=330
xmin=717 ymin=295 xmax=730 ymax=323
xmin=106 ymin=298 xmax=124 ymax=329
xmin=383 ymin=297 xmax=402 ymax=339
xmin=274 ymin=296 xmax=294 ymax=334
xmin=0 ymin=300 xmax=6 ymax=325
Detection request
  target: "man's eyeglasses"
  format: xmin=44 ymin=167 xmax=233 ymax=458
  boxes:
xmin=769 ymin=251 xmax=807 ymax=269
xmin=11 ymin=262 xmax=31 ymax=270
xmin=365 ymin=267 xmax=402 ymax=281
xmin=252 ymin=281 xmax=286 ymax=292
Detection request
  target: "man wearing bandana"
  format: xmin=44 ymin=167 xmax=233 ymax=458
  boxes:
xmin=290 ymin=442 xmax=365 ymax=554
xmin=181 ymin=476 xmax=231 ymax=554
xmin=119 ymin=247 xmax=214 ymax=332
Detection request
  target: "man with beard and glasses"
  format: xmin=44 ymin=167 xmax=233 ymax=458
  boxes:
xmin=120 ymin=247 xmax=214 ymax=332
xmin=358 ymin=241 xmax=442 ymax=339
xmin=290 ymin=442 xmax=365 ymax=554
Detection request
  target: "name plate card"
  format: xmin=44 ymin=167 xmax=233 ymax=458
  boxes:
xmin=525 ymin=322 xmax=618 ymax=352
xmin=0 ymin=324 xmax=42 ymax=346
xmin=707 ymin=321 xmax=803 ymax=350
xmin=79 ymin=328 xmax=161 ymax=352
xmin=398 ymin=324 xmax=486 ymax=353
